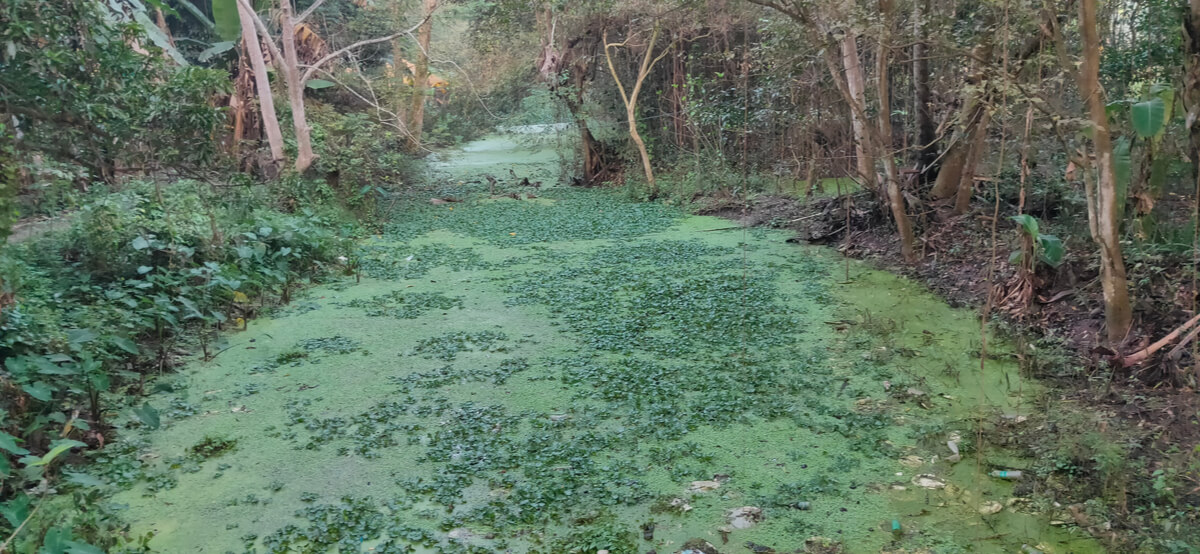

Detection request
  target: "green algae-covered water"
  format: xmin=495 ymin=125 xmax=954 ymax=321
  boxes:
xmin=103 ymin=133 xmax=1101 ymax=553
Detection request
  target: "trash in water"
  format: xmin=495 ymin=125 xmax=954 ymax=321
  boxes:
xmin=912 ymin=474 xmax=946 ymax=489
xmin=978 ymin=501 xmax=1003 ymax=515
xmin=679 ymin=538 xmax=720 ymax=554
xmin=989 ymin=470 xmax=1023 ymax=480
xmin=689 ymin=480 xmax=721 ymax=492
xmin=727 ymin=506 xmax=764 ymax=529
xmin=946 ymin=440 xmax=961 ymax=463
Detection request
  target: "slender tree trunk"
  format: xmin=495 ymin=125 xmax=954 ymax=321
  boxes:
xmin=1079 ymin=0 xmax=1133 ymax=344
xmin=841 ymin=33 xmax=873 ymax=185
xmin=953 ymin=106 xmax=992 ymax=214
xmin=238 ymin=0 xmax=285 ymax=165
xmin=604 ymin=25 xmax=672 ymax=196
xmin=154 ymin=8 xmax=176 ymax=47
xmin=930 ymin=42 xmax=992 ymax=205
xmin=279 ymin=0 xmax=316 ymax=173
xmin=877 ymin=0 xmax=917 ymax=262
xmin=911 ymin=0 xmax=936 ymax=181
xmin=407 ymin=0 xmax=437 ymax=151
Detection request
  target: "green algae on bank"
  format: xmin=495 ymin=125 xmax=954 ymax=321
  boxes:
xmin=101 ymin=134 xmax=1102 ymax=554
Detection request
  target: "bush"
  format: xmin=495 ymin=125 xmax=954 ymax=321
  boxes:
xmin=0 ymin=177 xmax=353 ymax=549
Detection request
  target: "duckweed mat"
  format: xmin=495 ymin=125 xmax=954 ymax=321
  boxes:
xmin=99 ymin=135 xmax=1101 ymax=553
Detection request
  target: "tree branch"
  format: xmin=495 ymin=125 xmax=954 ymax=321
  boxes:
xmin=300 ymin=14 xmax=431 ymax=83
xmin=745 ymin=0 xmax=808 ymax=24
xmin=234 ymin=0 xmax=284 ymax=64
xmin=602 ymin=28 xmax=632 ymax=110
xmin=296 ymin=0 xmax=327 ymax=24
xmin=1122 ymin=313 xmax=1200 ymax=367
xmin=174 ymin=0 xmax=215 ymax=30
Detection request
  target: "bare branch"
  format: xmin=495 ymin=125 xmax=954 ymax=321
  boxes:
xmin=745 ymin=0 xmax=808 ymax=24
xmin=296 ymin=0 xmax=327 ymax=24
xmin=301 ymin=14 xmax=430 ymax=83
xmin=235 ymin=0 xmax=284 ymax=63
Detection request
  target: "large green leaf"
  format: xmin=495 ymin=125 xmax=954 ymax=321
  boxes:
xmin=198 ymin=41 xmax=236 ymax=62
xmin=1131 ymin=97 xmax=1165 ymax=138
xmin=212 ymin=0 xmax=242 ymax=42
xmin=306 ymin=79 xmax=336 ymax=90
xmin=0 ymin=431 xmax=29 ymax=456
xmin=1010 ymin=214 xmax=1039 ymax=237
xmin=0 ymin=494 xmax=31 ymax=527
xmin=1037 ymin=234 xmax=1065 ymax=267
xmin=134 ymin=402 xmax=161 ymax=430
xmin=22 ymin=381 xmax=54 ymax=402
xmin=111 ymin=336 xmax=140 ymax=355
xmin=64 ymin=471 xmax=108 ymax=488
xmin=22 ymin=439 xmax=87 ymax=467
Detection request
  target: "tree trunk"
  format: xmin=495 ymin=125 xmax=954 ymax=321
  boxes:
xmin=406 ymin=0 xmax=437 ymax=151
xmin=154 ymin=8 xmax=176 ymax=48
xmin=1079 ymin=0 xmax=1133 ymax=344
xmin=877 ymin=0 xmax=917 ymax=262
xmin=953 ymin=105 xmax=992 ymax=214
xmin=279 ymin=0 xmax=316 ymax=173
xmin=841 ymin=33 xmax=873 ymax=185
xmin=930 ymin=43 xmax=992 ymax=205
xmin=238 ymin=0 xmax=285 ymax=165
xmin=626 ymin=103 xmax=655 ymax=193
xmin=911 ymin=0 xmax=936 ymax=181
xmin=604 ymin=25 xmax=671 ymax=196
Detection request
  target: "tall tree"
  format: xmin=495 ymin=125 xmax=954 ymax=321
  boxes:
xmin=839 ymin=28 xmax=873 ymax=183
xmin=604 ymin=23 xmax=674 ymax=196
xmin=279 ymin=0 xmax=317 ymax=172
xmin=237 ymin=0 xmax=286 ymax=165
xmin=407 ymin=0 xmax=438 ymax=151
xmin=749 ymin=0 xmax=917 ymax=262
xmin=875 ymin=0 xmax=916 ymax=262
xmin=911 ymin=0 xmax=936 ymax=181
xmin=1078 ymin=0 xmax=1133 ymax=344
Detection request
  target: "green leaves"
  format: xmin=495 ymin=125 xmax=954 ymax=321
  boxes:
xmin=20 ymin=439 xmax=87 ymax=468
xmin=1038 ymin=235 xmax=1065 ymax=267
xmin=1131 ymin=97 xmax=1165 ymax=138
xmin=133 ymin=402 xmax=161 ymax=430
xmin=0 ymin=431 xmax=30 ymax=456
xmin=1010 ymin=215 xmax=1066 ymax=268
xmin=63 ymin=471 xmax=108 ymax=488
xmin=22 ymin=381 xmax=53 ymax=402
xmin=111 ymin=336 xmax=141 ymax=355
xmin=0 ymin=494 xmax=31 ymax=527
xmin=212 ymin=0 xmax=242 ymax=42
xmin=198 ymin=41 xmax=236 ymax=62
xmin=1010 ymin=214 xmax=1038 ymax=238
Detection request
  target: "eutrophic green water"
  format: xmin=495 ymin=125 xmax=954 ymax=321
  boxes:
xmin=104 ymin=133 xmax=1101 ymax=553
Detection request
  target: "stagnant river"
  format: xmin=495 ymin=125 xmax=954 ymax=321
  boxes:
xmin=104 ymin=132 xmax=1100 ymax=553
